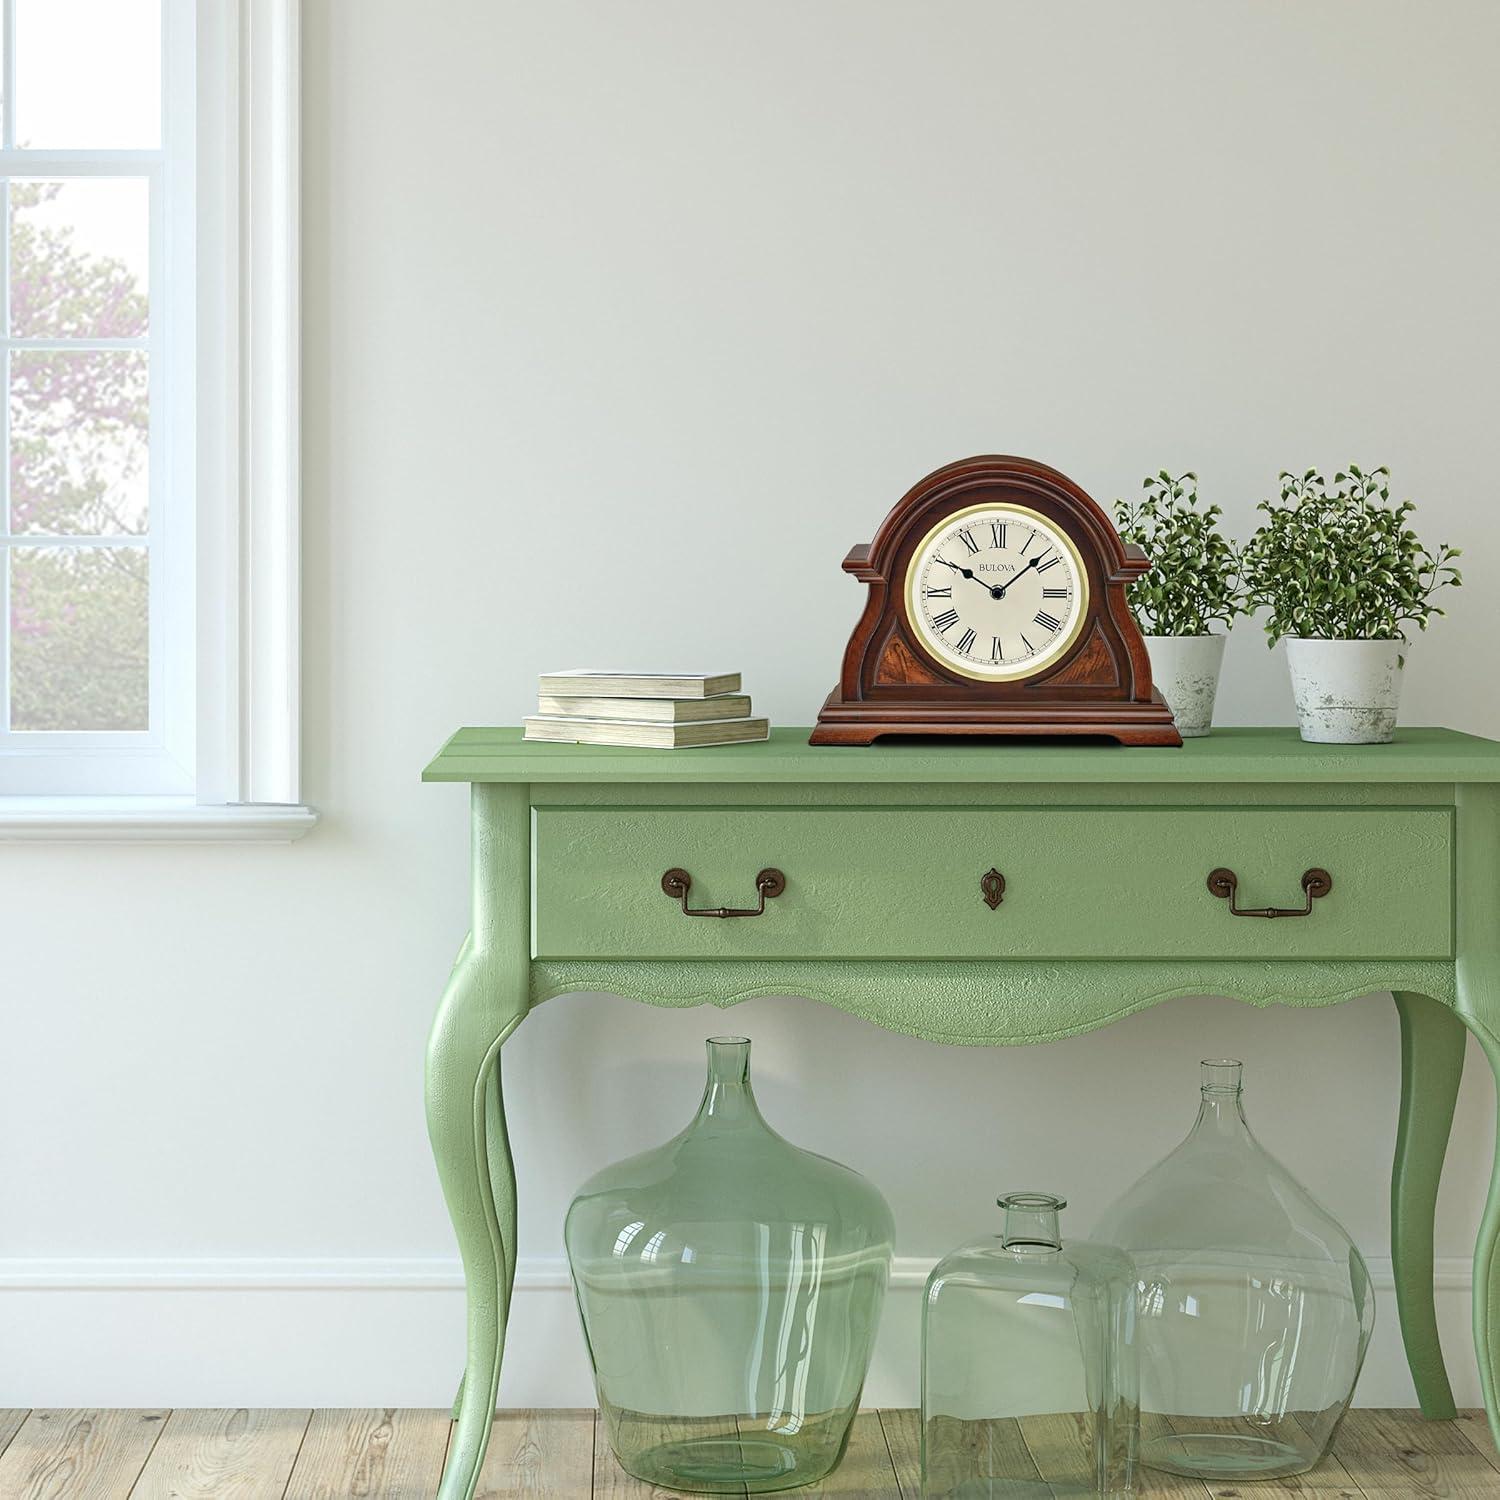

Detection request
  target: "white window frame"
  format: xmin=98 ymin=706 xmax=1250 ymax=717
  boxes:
xmin=0 ymin=0 xmax=313 ymax=840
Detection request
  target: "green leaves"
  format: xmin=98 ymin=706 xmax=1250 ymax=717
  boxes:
xmin=1241 ymin=467 xmax=1461 ymax=644
xmin=1112 ymin=472 xmax=1244 ymax=636
xmin=1114 ymin=465 xmax=1462 ymax=644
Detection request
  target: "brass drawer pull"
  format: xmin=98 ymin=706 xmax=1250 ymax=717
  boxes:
xmin=1207 ymin=866 xmax=1332 ymax=918
xmin=981 ymin=868 xmax=1006 ymax=909
xmin=662 ymin=867 xmax=786 ymax=918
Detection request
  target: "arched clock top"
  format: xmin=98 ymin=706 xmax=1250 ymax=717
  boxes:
xmin=859 ymin=455 xmax=1142 ymax=581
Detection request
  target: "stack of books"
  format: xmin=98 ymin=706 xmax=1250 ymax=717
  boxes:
xmin=523 ymin=670 xmax=770 ymax=748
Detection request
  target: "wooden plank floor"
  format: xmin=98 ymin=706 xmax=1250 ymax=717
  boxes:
xmin=0 ymin=1409 xmax=1493 ymax=1497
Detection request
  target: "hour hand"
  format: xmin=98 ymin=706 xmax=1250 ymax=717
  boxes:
xmin=935 ymin=556 xmax=990 ymax=589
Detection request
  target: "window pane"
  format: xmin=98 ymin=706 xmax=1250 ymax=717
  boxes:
xmin=15 ymin=0 xmax=161 ymax=149
xmin=11 ymin=349 xmax=149 ymax=535
xmin=10 ymin=545 xmax=148 ymax=730
xmin=11 ymin=179 xmax=149 ymax=339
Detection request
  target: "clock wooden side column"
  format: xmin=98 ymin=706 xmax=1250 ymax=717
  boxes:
xmin=427 ymin=782 xmax=532 ymax=1500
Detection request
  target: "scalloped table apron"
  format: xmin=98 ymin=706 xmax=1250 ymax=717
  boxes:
xmin=421 ymin=725 xmax=1500 ymax=1500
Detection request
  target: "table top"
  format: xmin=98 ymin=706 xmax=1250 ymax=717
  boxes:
xmin=422 ymin=725 xmax=1500 ymax=785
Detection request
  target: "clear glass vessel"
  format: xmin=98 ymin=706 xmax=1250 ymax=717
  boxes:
xmin=922 ymin=1192 xmax=1138 ymax=1499
xmin=564 ymin=1036 xmax=895 ymax=1494
xmin=1095 ymin=1060 xmax=1375 ymax=1479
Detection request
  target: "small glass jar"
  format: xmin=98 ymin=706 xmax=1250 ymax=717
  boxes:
xmin=1095 ymin=1060 xmax=1375 ymax=1479
xmin=922 ymin=1192 xmax=1138 ymax=1499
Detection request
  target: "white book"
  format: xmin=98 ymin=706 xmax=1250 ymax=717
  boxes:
xmin=537 ymin=693 xmax=753 ymax=724
xmin=538 ymin=669 xmax=741 ymax=699
xmin=523 ymin=715 xmax=770 ymax=749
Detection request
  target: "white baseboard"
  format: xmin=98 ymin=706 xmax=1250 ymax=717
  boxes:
xmin=0 ymin=1251 xmax=1472 ymax=1290
xmin=0 ymin=1254 xmax=1480 ymax=1411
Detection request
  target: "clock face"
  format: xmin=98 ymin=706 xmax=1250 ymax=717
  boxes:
xmin=904 ymin=503 xmax=1090 ymax=681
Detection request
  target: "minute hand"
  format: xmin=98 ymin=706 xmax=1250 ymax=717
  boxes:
xmin=986 ymin=554 xmax=1048 ymax=598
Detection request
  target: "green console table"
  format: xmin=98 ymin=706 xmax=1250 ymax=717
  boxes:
xmin=422 ymin=725 xmax=1500 ymax=1500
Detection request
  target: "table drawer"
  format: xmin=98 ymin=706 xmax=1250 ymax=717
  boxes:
xmin=531 ymin=807 xmax=1452 ymax=961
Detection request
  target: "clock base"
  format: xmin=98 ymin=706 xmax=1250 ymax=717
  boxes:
xmin=809 ymin=688 xmax=1184 ymax=747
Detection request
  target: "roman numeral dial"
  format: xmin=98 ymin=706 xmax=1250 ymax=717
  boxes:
xmin=904 ymin=503 xmax=1088 ymax=682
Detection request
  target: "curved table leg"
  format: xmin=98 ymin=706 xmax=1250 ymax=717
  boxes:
xmin=427 ymin=947 xmax=523 ymax=1500
xmin=1462 ymin=1015 xmax=1500 ymax=1451
xmin=486 ymin=1044 xmax=520 ymax=1318
xmin=428 ymin=785 xmax=532 ymax=1500
xmin=1392 ymin=991 xmax=1464 ymax=1418
xmin=447 ymin=1061 xmax=522 ymax=1429
xmin=1455 ymin=780 xmax=1500 ymax=1452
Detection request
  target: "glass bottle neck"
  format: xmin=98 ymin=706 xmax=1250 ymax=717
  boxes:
xmin=696 ymin=1037 xmax=765 ymax=1129
xmin=1191 ymin=1059 xmax=1251 ymax=1140
xmin=999 ymin=1192 xmax=1065 ymax=1251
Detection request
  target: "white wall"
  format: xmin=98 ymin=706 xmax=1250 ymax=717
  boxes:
xmin=4 ymin=0 xmax=1500 ymax=1410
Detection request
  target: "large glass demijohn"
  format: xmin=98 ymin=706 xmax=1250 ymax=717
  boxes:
xmin=564 ymin=1037 xmax=895 ymax=1493
xmin=922 ymin=1192 xmax=1138 ymax=1499
xmin=1095 ymin=1060 xmax=1374 ymax=1479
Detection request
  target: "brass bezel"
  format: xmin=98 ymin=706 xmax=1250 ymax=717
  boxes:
xmin=903 ymin=501 xmax=1091 ymax=682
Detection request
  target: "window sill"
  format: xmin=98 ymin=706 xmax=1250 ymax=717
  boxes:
xmin=0 ymin=798 xmax=318 ymax=842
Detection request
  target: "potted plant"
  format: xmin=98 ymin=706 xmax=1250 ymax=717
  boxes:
xmin=1114 ymin=471 xmax=1244 ymax=736
xmin=1242 ymin=465 xmax=1461 ymax=744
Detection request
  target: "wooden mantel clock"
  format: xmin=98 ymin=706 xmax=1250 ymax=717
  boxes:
xmin=810 ymin=455 xmax=1182 ymax=745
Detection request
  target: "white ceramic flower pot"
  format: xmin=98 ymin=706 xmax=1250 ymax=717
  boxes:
xmin=1284 ymin=638 xmax=1405 ymax=744
xmin=1144 ymin=635 xmax=1226 ymax=738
